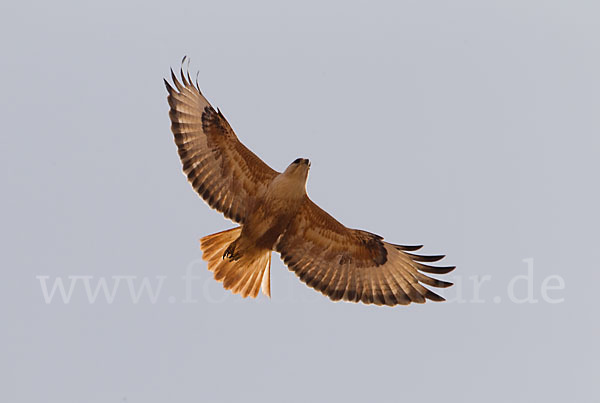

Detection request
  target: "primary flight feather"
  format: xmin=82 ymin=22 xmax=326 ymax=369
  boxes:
xmin=165 ymin=59 xmax=455 ymax=306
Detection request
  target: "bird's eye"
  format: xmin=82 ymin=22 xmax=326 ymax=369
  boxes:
xmin=293 ymin=158 xmax=302 ymax=164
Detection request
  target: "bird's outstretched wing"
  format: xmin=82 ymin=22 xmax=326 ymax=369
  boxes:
xmin=165 ymin=65 xmax=278 ymax=223
xmin=275 ymin=198 xmax=455 ymax=306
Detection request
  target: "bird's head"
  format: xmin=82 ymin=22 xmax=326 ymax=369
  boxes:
xmin=283 ymin=158 xmax=311 ymax=181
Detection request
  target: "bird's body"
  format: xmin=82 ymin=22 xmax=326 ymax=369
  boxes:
xmin=165 ymin=60 xmax=455 ymax=306
xmin=219 ymin=162 xmax=308 ymax=272
xmin=239 ymin=160 xmax=309 ymax=251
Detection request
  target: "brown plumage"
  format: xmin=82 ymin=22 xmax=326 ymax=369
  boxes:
xmin=165 ymin=58 xmax=455 ymax=306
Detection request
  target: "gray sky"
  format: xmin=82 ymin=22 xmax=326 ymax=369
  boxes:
xmin=1 ymin=1 xmax=598 ymax=402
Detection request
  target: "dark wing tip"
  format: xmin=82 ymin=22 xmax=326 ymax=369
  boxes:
xmin=394 ymin=244 xmax=424 ymax=252
xmin=195 ymin=70 xmax=202 ymax=93
xmin=180 ymin=56 xmax=192 ymax=86
xmin=434 ymin=279 xmax=453 ymax=288
xmin=424 ymin=290 xmax=446 ymax=302
xmin=171 ymin=67 xmax=187 ymax=92
xmin=163 ymin=78 xmax=175 ymax=93
xmin=169 ymin=57 xmax=202 ymax=94
xmin=180 ymin=66 xmax=190 ymax=86
xmin=415 ymin=271 xmax=454 ymax=288
xmin=417 ymin=264 xmax=456 ymax=275
xmin=406 ymin=253 xmax=446 ymax=263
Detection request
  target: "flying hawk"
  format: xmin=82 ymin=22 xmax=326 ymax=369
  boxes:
xmin=165 ymin=60 xmax=455 ymax=306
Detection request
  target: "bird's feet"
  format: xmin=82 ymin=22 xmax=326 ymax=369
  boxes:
xmin=223 ymin=243 xmax=240 ymax=261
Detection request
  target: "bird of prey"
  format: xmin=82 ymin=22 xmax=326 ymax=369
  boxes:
xmin=165 ymin=59 xmax=455 ymax=306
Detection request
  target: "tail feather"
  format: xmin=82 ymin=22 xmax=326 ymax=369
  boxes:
xmin=236 ymin=251 xmax=271 ymax=297
xmin=200 ymin=227 xmax=272 ymax=298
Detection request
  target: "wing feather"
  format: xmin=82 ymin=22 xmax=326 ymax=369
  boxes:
xmin=165 ymin=65 xmax=278 ymax=223
xmin=276 ymin=199 xmax=455 ymax=306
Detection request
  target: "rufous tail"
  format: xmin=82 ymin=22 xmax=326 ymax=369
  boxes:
xmin=200 ymin=227 xmax=271 ymax=298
